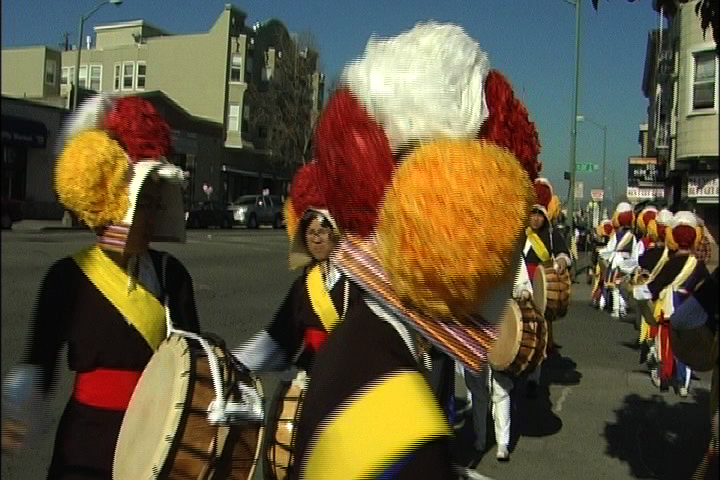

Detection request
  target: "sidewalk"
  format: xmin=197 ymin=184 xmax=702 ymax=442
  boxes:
xmin=9 ymin=219 xmax=86 ymax=232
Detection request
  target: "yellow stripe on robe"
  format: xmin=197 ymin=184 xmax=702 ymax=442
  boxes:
xmin=307 ymin=263 xmax=341 ymax=332
xmin=301 ymin=369 xmax=451 ymax=480
xmin=73 ymin=246 xmax=166 ymax=351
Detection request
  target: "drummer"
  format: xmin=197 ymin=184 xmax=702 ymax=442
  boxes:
xmin=463 ymin=255 xmax=535 ymax=461
xmin=635 ymin=208 xmax=673 ymax=365
xmin=633 ymin=211 xmax=711 ymax=396
xmin=1 ymin=95 xmax=200 ymax=477
xmin=597 ymin=202 xmax=638 ymax=318
xmin=591 ymin=219 xmax=614 ymax=308
xmin=523 ymin=177 xmax=571 ymax=370
xmin=232 ymin=163 xmax=362 ymax=375
xmin=289 ymin=21 xmax=544 ymax=479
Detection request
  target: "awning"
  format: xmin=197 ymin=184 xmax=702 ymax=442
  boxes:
xmin=1 ymin=115 xmax=47 ymax=148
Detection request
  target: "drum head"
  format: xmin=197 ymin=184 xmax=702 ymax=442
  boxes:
xmin=489 ymin=299 xmax=523 ymax=370
xmin=533 ymin=267 xmax=547 ymax=315
xmin=113 ymin=335 xmax=190 ymax=480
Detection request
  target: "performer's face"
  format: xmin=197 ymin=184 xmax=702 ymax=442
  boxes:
xmin=530 ymin=212 xmax=546 ymax=230
xmin=305 ymin=217 xmax=335 ymax=262
xmin=127 ymin=180 xmax=162 ymax=254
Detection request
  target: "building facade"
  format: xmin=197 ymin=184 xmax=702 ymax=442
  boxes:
xmin=1 ymin=96 xmax=68 ymax=219
xmin=1 ymin=4 xmax=324 ymax=215
xmin=643 ymin=0 xmax=718 ymax=227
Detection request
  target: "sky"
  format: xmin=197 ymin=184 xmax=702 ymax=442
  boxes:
xmin=1 ymin=0 xmax=664 ymax=203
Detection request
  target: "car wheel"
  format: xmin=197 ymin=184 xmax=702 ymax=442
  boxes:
xmin=1 ymin=214 xmax=12 ymax=230
xmin=248 ymin=214 xmax=258 ymax=229
xmin=273 ymin=214 xmax=283 ymax=229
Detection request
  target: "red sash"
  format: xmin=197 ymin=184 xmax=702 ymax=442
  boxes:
xmin=73 ymin=368 xmax=143 ymax=410
xmin=305 ymin=327 xmax=328 ymax=351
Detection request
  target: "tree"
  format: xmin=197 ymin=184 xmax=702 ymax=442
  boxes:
xmin=246 ymin=23 xmax=320 ymax=170
xmin=591 ymin=0 xmax=719 ymax=55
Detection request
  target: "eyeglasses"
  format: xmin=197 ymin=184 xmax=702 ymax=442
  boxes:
xmin=306 ymin=228 xmax=331 ymax=239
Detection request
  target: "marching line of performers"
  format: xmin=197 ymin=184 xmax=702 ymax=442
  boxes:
xmin=588 ymin=202 xmax=718 ymax=479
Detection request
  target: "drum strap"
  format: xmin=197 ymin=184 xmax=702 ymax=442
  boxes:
xmin=307 ymin=264 xmax=341 ymax=332
xmin=300 ymin=369 xmax=450 ymax=480
xmin=525 ymin=228 xmax=551 ymax=263
xmin=655 ymin=255 xmax=698 ymax=321
xmin=72 ymin=245 xmax=166 ymax=351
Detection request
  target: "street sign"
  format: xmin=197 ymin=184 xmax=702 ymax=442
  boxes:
xmin=574 ymin=181 xmax=584 ymax=199
xmin=590 ymin=189 xmax=604 ymax=201
xmin=576 ymin=163 xmax=599 ymax=172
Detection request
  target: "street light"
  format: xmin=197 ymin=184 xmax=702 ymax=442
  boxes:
xmin=577 ymin=114 xmax=607 ymax=215
xmin=72 ymin=0 xmax=123 ymax=110
xmin=563 ymin=0 xmax=582 ymax=227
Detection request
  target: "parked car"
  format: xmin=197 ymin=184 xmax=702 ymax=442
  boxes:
xmin=185 ymin=201 xmax=234 ymax=229
xmin=227 ymin=194 xmax=285 ymax=229
xmin=1 ymin=198 xmax=23 ymax=230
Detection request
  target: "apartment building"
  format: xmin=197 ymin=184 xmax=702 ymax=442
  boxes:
xmin=2 ymin=4 xmax=324 ymax=211
xmin=643 ymin=0 xmax=718 ymax=228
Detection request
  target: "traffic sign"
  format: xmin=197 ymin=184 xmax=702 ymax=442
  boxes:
xmin=576 ymin=163 xmax=599 ymax=172
xmin=590 ymin=189 xmax=604 ymax=201
xmin=574 ymin=181 xmax=584 ymax=199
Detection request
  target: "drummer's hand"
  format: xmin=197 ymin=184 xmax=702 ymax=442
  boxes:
xmin=555 ymin=258 xmax=568 ymax=274
xmin=520 ymin=290 xmax=532 ymax=301
xmin=1 ymin=418 xmax=27 ymax=454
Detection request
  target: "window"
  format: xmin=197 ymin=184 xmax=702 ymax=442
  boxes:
xmin=78 ymin=65 xmax=88 ymax=88
xmin=230 ymin=55 xmax=243 ymax=82
xmin=228 ymin=104 xmax=240 ymax=131
xmin=45 ymin=59 xmax=56 ymax=85
xmin=61 ymin=66 xmax=75 ymax=86
xmin=692 ymin=50 xmax=717 ymax=111
xmin=89 ymin=65 xmax=102 ymax=91
xmin=136 ymin=62 xmax=146 ymax=90
xmin=113 ymin=63 xmax=121 ymax=91
xmin=122 ymin=62 xmax=134 ymax=90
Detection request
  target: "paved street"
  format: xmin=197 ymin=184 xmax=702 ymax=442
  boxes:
xmin=1 ymin=226 xmax=714 ymax=479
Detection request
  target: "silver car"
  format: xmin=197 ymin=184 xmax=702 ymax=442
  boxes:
xmin=227 ymin=194 xmax=285 ymax=229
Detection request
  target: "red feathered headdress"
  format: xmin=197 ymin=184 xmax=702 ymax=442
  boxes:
xmin=313 ymin=87 xmax=395 ymax=237
xmin=478 ymin=70 xmax=542 ymax=180
xmin=105 ymin=97 xmax=171 ymax=163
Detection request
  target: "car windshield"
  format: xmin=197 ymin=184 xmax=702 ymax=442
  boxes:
xmin=234 ymin=196 xmax=256 ymax=205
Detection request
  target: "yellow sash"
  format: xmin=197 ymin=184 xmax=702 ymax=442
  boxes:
xmin=307 ymin=264 xmax=341 ymax=332
xmin=654 ymin=255 xmax=698 ymax=321
xmin=526 ymin=228 xmax=551 ymax=263
xmin=72 ymin=246 xmax=166 ymax=351
xmin=300 ymin=369 xmax=451 ymax=480
xmin=646 ymin=247 xmax=670 ymax=283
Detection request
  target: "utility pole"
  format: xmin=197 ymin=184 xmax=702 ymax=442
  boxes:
xmin=59 ymin=32 xmax=71 ymax=51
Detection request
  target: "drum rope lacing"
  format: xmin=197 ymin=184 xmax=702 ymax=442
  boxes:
xmin=161 ymin=254 xmax=264 ymax=425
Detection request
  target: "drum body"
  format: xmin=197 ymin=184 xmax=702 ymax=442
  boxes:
xmin=543 ymin=261 xmax=571 ymax=320
xmin=264 ymin=371 xmax=307 ymax=480
xmin=490 ymin=299 xmax=547 ymax=376
xmin=113 ymin=334 xmax=264 ymax=480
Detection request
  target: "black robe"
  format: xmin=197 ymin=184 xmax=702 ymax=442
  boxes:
xmin=292 ymin=294 xmax=454 ymax=480
xmin=25 ymin=249 xmax=199 ymax=480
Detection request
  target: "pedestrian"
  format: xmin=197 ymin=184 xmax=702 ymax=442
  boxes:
xmin=633 ymin=211 xmax=711 ymax=396
xmin=287 ymin=21 xmax=543 ymax=479
xmin=591 ymin=218 xmax=614 ymax=306
xmin=231 ymin=163 xmax=362 ymax=376
xmin=0 ymin=94 xmax=200 ymax=478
